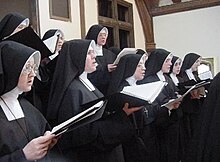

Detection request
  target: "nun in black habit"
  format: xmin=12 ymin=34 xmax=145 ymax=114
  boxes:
xmin=47 ymin=39 xmax=139 ymax=162
xmin=37 ymin=29 xmax=65 ymax=116
xmin=107 ymin=53 xmax=148 ymax=162
xmin=178 ymin=53 xmax=204 ymax=147
xmin=0 ymin=12 xmax=29 ymax=40
xmin=0 ymin=41 xmax=62 ymax=162
xmin=167 ymin=55 xmax=186 ymax=161
xmin=138 ymin=48 xmax=181 ymax=162
xmin=182 ymin=72 xmax=220 ymax=162
xmin=85 ymin=24 xmax=117 ymax=95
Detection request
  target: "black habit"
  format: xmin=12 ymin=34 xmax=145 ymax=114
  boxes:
xmin=85 ymin=24 xmax=117 ymax=95
xmin=47 ymin=39 xmax=135 ymax=162
xmin=138 ymin=49 xmax=181 ymax=162
xmin=0 ymin=41 xmax=63 ymax=162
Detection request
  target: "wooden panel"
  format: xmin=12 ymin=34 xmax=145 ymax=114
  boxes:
xmin=135 ymin=0 xmax=156 ymax=52
xmin=149 ymin=0 xmax=220 ymax=16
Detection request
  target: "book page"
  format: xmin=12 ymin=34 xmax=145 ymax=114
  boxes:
xmin=198 ymin=70 xmax=213 ymax=80
xmin=113 ymin=48 xmax=137 ymax=64
xmin=121 ymin=81 xmax=166 ymax=104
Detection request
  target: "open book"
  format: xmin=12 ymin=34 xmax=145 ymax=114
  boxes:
xmin=198 ymin=70 xmax=213 ymax=80
xmin=82 ymin=81 xmax=166 ymax=112
xmin=162 ymin=80 xmax=211 ymax=109
xmin=113 ymin=48 xmax=137 ymax=64
xmin=121 ymin=81 xmax=166 ymax=104
xmin=51 ymin=100 xmax=107 ymax=136
xmin=43 ymin=35 xmax=59 ymax=54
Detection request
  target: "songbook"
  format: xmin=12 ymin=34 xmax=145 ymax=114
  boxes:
xmin=113 ymin=48 xmax=137 ymax=64
xmin=51 ymin=100 xmax=107 ymax=136
xmin=5 ymin=26 xmax=52 ymax=59
xmin=198 ymin=70 xmax=213 ymax=80
xmin=82 ymin=81 xmax=166 ymax=111
xmin=162 ymin=80 xmax=211 ymax=109
xmin=43 ymin=35 xmax=59 ymax=54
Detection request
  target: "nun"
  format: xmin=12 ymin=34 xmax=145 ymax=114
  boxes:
xmin=167 ymin=55 xmax=186 ymax=161
xmin=0 ymin=41 xmax=61 ymax=162
xmin=37 ymin=29 xmax=65 ymax=116
xmin=107 ymin=53 xmax=150 ymax=162
xmin=0 ymin=12 xmax=29 ymax=40
xmin=178 ymin=53 xmax=204 ymax=147
xmin=138 ymin=48 xmax=181 ymax=162
xmin=85 ymin=24 xmax=117 ymax=95
xmin=47 ymin=39 xmax=140 ymax=162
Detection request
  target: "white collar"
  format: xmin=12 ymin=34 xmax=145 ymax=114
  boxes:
xmin=185 ymin=69 xmax=196 ymax=81
xmin=0 ymin=87 xmax=24 ymax=121
xmin=79 ymin=72 xmax=95 ymax=91
xmin=170 ymin=73 xmax=179 ymax=86
xmin=49 ymin=51 xmax=59 ymax=60
xmin=126 ymin=76 xmax=137 ymax=86
xmin=157 ymin=70 xmax=166 ymax=82
xmin=94 ymin=44 xmax=103 ymax=56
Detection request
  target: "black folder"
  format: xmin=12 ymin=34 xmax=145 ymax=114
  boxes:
xmin=51 ymin=100 xmax=107 ymax=136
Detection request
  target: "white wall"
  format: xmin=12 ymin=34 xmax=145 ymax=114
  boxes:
xmin=125 ymin=0 xmax=145 ymax=49
xmin=38 ymin=0 xmax=81 ymax=40
xmin=38 ymin=0 xmax=145 ymax=49
xmin=153 ymin=6 xmax=220 ymax=74
xmin=84 ymin=0 xmax=99 ymax=34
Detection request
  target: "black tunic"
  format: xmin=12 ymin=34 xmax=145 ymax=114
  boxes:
xmin=137 ymin=49 xmax=181 ymax=162
xmin=58 ymin=78 xmax=135 ymax=162
xmin=183 ymin=72 xmax=220 ymax=162
xmin=107 ymin=54 xmax=148 ymax=162
xmin=0 ymin=98 xmax=52 ymax=162
xmin=178 ymin=53 xmax=203 ymax=148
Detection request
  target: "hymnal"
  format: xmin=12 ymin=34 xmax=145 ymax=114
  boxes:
xmin=82 ymin=81 xmax=166 ymax=111
xmin=162 ymin=80 xmax=211 ymax=109
xmin=198 ymin=70 xmax=213 ymax=80
xmin=5 ymin=26 xmax=52 ymax=59
xmin=113 ymin=48 xmax=137 ymax=64
xmin=51 ymin=100 xmax=107 ymax=136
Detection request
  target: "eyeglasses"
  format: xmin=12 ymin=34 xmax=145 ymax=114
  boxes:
xmin=22 ymin=64 xmax=38 ymax=75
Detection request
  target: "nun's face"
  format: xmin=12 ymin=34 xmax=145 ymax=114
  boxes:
xmin=97 ymin=32 xmax=107 ymax=46
xmin=56 ymin=35 xmax=65 ymax=52
xmin=85 ymin=49 xmax=97 ymax=73
xmin=17 ymin=57 xmax=37 ymax=92
xmin=162 ymin=57 xmax=172 ymax=73
xmin=191 ymin=57 xmax=202 ymax=72
xmin=134 ymin=58 xmax=146 ymax=81
xmin=172 ymin=59 xmax=182 ymax=75
xmin=134 ymin=55 xmax=147 ymax=80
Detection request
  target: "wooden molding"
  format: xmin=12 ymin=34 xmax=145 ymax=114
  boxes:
xmin=150 ymin=0 xmax=220 ymax=16
xmin=134 ymin=0 xmax=156 ymax=51
xmin=79 ymin=0 xmax=86 ymax=38
xmin=29 ymin=0 xmax=40 ymax=35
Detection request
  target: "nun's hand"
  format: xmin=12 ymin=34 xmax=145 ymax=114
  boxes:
xmin=108 ymin=64 xmax=117 ymax=72
xmin=190 ymin=89 xmax=201 ymax=99
xmin=22 ymin=132 xmax=56 ymax=161
xmin=123 ymin=103 xmax=142 ymax=116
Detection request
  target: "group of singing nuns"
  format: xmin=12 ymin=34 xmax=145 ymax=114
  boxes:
xmin=0 ymin=12 xmax=219 ymax=162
